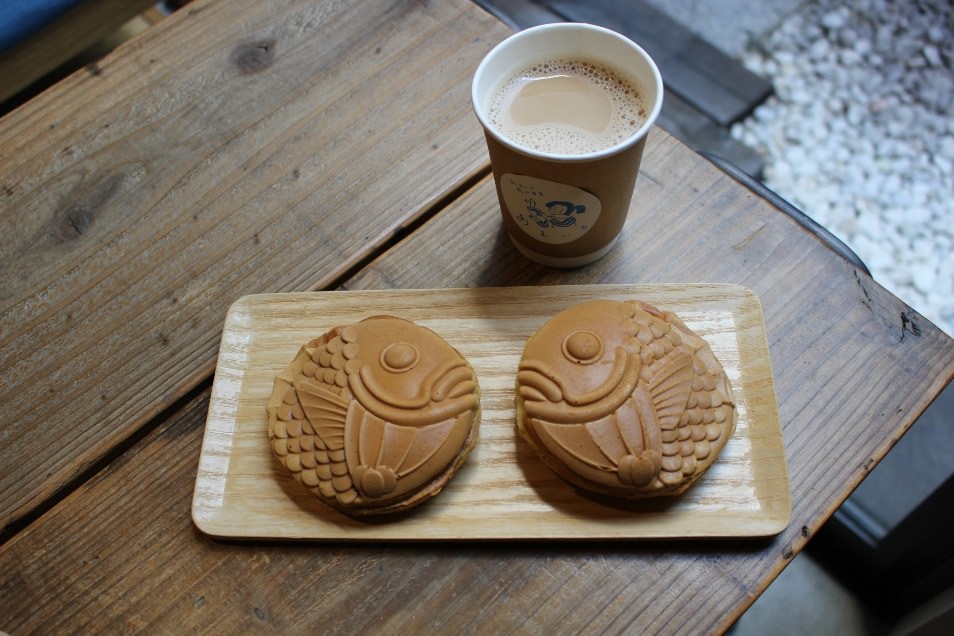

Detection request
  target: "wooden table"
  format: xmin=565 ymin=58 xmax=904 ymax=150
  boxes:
xmin=1 ymin=0 xmax=951 ymax=632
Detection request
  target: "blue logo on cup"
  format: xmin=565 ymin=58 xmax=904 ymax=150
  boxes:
xmin=527 ymin=200 xmax=587 ymax=229
xmin=502 ymin=174 xmax=602 ymax=244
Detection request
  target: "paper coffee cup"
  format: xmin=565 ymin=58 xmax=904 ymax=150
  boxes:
xmin=472 ymin=23 xmax=663 ymax=267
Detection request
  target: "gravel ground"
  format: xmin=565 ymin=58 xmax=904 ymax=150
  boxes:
xmin=730 ymin=0 xmax=954 ymax=336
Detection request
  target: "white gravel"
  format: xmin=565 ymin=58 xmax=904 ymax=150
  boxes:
xmin=731 ymin=0 xmax=954 ymax=336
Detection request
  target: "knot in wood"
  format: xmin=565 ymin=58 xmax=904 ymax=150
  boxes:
xmin=231 ymin=39 xmax=277 ymax=74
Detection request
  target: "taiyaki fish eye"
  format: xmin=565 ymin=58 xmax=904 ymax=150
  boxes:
xmin=380 ymin=342 xmax=420 ymax=373
xmin=561 ymin=329 xmax=604 ymax=364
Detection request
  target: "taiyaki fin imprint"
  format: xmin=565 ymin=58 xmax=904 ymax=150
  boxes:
xmin=516 ymin=300 xmax=736 ymax=499
xmin=267 ymin=316 xmax=480 ymax=515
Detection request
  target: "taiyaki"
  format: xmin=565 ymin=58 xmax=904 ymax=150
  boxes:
xmin=516 ymin=300 xmax=736 ymax=499
xmin=267 ymin=316 xmax=480 ymax=515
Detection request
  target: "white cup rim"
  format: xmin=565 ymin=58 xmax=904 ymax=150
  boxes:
xmin=472 ymin=22 xmax=664 ymax=162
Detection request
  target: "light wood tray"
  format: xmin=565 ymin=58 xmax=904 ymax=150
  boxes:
xmin=192 ymin=284 xmax=790 ymax=540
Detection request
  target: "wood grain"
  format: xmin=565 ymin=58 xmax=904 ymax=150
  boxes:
xmin=192 ymin=286 xmax=789 ymax=540
xmin=0 ymin=387 xmax=778 ymax=635
xmin=340 ymin=134 xmax=954 ymax=623
xmin=1 ymin=0 xmax=951 ymax=632
xmin=0 ymin=121 xmax=949 ymax=636
xmin=1 ymin=125 xmax=949 ymax=635
xmin=0 ymin=0 xmax=509 ymax=531
xmin=344 ymin=140 xmax=954 ymax=532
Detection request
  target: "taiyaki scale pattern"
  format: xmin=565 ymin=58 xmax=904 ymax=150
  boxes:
xmin=516 ymin=300 xmax=736 ymax=499
xmin=267 ymin=316 xmax=480 ymax=515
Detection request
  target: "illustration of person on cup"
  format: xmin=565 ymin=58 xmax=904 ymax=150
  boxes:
xmin=527 ymin=199 xmax=586 ymax=229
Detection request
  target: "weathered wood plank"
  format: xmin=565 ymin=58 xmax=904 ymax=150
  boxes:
xmin=1 ymin=129 xmax=948 ymax=635
xmin=345 ymin=136 xmax=954 ymax=525
xmin=1 ymin=1 xmax=951 ymax=633
xmin=0 ymin=388 xmax=787 ymax=635
xmin=658 ymin=91 xmax=766 ymax=178
xmin=345 ymin=132 xmax=954 ymax=628
xmin=0 ymin=0 xmax=509 ymax=532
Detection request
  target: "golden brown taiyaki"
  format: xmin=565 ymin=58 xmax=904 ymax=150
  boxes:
xmin=516 ymin=300 xmax=736 ymax=499
xmin=267 ymin=316 xmax=480 ymax=515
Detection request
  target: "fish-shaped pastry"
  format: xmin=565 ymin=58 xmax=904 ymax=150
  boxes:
xmin=267 ymin=316 xmax=480 ymax=515
xmin=516 ymin=300 xmax=736 ymax=499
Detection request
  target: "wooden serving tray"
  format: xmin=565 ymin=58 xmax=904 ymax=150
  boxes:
xmin=192 ymin=285 xmax=790 ymax=540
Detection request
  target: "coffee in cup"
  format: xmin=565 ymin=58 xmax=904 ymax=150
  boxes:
xmin=472 ymin=24 xmax=663 ymax=268
xmin=487 ymin=57 xmax=649 ymax=156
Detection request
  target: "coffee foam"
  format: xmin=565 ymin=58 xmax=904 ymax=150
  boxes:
xmin=487 ymin=57 xmax=648 ymax=155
